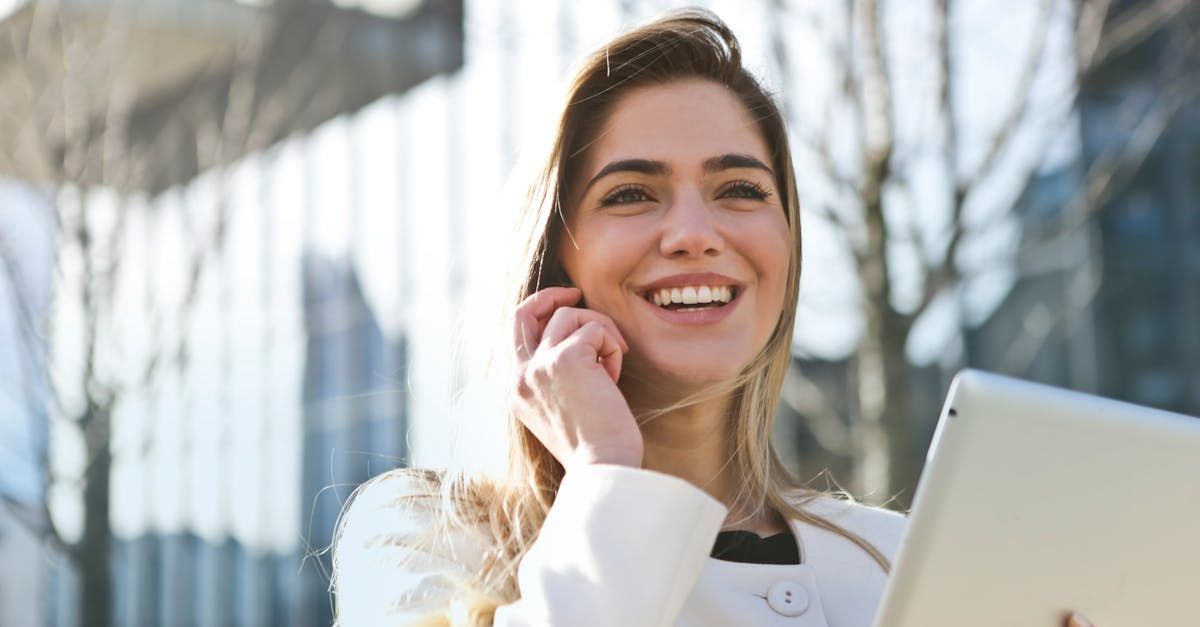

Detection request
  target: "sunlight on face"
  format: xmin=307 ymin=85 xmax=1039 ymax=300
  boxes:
xmin=559 ymin=79 xmax=791 ymax=389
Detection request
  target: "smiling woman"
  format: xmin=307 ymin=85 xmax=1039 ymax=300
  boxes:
xmin=559 ymin=78 xmax=792 ymax=391
xmin=330 ymin=9 xmax=904 ymax=627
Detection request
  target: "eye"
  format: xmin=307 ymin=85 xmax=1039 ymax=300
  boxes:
xmin=600 ymin=184 xmax=654 ymax=206
xmin=720 ymin=180 xmax=772 ymax=201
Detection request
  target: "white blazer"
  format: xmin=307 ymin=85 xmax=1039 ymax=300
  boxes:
xmin=335 ymin=464 xmax=908 ymax=627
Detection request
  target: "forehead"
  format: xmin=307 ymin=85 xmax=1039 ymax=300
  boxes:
xmin=582 ymin=79 xmax=771 ymax=176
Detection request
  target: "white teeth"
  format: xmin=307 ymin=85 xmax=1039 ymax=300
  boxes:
xmin=649 ymin=285 xmax=735 ymax=307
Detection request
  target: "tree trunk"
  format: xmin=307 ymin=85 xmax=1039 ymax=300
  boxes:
xmin=881 ymin=312 xmax=918 ymax=506
xmin=854 ymin=304 xmax=891 ymax=500
xmin=854 ymin=303 xmax=918 ymax=505
xmin=77 ymin=403 xmax=112 ymax=627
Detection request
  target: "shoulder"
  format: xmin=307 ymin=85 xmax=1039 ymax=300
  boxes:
xmin=791 ymin=492 xmax=909 ymax=561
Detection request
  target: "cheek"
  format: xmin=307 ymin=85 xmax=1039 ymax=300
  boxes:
xmin=751 ymin=219 xmax=794 ymax=314
xmin=562 ymin=221 xmax=642 ymax=297
xmin=750 ymin=216 xmax=792 ymax=277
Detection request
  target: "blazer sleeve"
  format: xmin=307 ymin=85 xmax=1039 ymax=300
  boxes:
xmin=334 ymin=464 xmax=728 ymax=627
xmin=493 ymin=464 xmax=728 ymax=627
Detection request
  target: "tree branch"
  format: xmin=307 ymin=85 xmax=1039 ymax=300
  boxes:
xmin=948 ymin=63 xmax=1196 ymax=281
xmin=840 ymin=0 xmax=865 ymax=164
xmin=888 ymin=175 xmax=935 ymax=314
xmin=902 ymin=0 xmax=966 ymax=333
xmin=934 ymin=0 xmax=958 ymax=182
xmin=782 ymin=363 xmax=853 ymax=455
xmin=999 ymin=261 xmax=1103 ymax=375
xmin=131 ymin=11 xmax=282 ymax=394
xmin=2 ymin=492 xmax=68 ymax=557
xmin=1086 ymin=0 xmax=1193 ymax=71
xmin=1076 ymin=80 xmax=1194 ymax=215
xmin=1073 ymin=0 xmax=1114 ymax=73
xmin=916 ymin=0 xmax=1193 ymax=332
xmin=856 ymin=0 xmax=897 ymax=318
xmin=859 ymin=0 xmax=895 ymax=185
xmin=918 ymin=0 xmax=1050 ymax=331
xmin=962 ymin=0 xmax=1055 ymax=187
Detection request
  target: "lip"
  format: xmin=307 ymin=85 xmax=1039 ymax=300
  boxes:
xmin=635 ymin=273 xmax=744 ymax=326
xmin=637 ymin=272 xmax=744 ymax=295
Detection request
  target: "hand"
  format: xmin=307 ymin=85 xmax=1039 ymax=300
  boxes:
xmin=1065 ymin=612 xmax=1094 ymax=627
xmin=510 ymin=287 xmax=643 ymax=471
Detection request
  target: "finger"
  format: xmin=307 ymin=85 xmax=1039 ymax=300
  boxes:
xmin=540 ymin=307 xmax=629 ymax=353
xmin=598 ymin=339 xmax=623 ymax=384
xmin=582 ymin=321 xmax=625 ymax=384
xmin=512 ymin=287 xmax=582 ymax=361
xmin=561 ymin=321 xmax=624 ymax=383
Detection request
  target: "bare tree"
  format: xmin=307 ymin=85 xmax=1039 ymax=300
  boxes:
xmin=775 ymin=0 xmax=1199 ymax=504
xmin=0 ymin=1 xmax=382 ymax=624
xmin=3 ymin=0 xmax=462 ymax=622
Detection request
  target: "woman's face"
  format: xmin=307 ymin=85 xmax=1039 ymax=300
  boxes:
xmin=559 ymin=78 xmax=792 ymax=388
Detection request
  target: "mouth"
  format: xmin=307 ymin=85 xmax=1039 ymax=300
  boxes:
xmin=641 ymin=284 xmax=741 ymax=312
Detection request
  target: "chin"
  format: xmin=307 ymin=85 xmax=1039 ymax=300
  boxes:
xmin=634 ymin=348 xmax=751 ymax=388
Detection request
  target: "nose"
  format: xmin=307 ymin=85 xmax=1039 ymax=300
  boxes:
xmin=659 ymin=189 xmax=724 ymax=258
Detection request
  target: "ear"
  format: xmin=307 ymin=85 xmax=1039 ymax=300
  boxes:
xmin=554 ymin=265 xmax=575 ymax=289
xmin=557 ymin=268 xmax=585 ymax=307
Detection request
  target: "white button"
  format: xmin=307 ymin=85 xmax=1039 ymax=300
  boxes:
xmin=766 ymin=580 xmax=809 ymax=617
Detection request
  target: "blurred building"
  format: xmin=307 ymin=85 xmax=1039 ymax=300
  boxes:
xmin=969 ymin=1 xmax=1200 ymax=418
xmin=2 ymin=2 xmax=713 ymax=625
xmin=0 ymin=0 xmax=462 ymax=625
xmin=780 ymin=1 xmax=1200 ymax=505
xmin=96 ymin=253 xmax=407 ymax=627
xmin=1085 ymin=17 xmax=1200 ymax=416
xmin=298 ymin=251 xmax=408 ymax=626
xmin=0 ymin=185 xmax=55 ymax=627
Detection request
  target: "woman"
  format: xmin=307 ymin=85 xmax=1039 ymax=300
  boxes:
xmin=333 ymin=9 xmax=1094 ymax=627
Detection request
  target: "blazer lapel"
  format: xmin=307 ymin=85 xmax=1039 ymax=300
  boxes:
xmin=792 ymin=501 xmax=892 ymax=627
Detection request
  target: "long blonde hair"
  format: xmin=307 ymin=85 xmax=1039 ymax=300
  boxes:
xmin=334 ymin=9 xmax=890 ymax=626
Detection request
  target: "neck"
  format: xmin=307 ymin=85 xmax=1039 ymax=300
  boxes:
xmin=636 ymin=393 xmax=735 ymax=504
xmin=621 ymin=376 xmax=777 ymax=533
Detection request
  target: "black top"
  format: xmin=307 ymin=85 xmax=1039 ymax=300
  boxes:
xmin=710 ymin=529 xmax=801 ymax=565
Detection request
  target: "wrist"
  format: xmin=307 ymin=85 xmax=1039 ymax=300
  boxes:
xmin=567 ymin=445 xmax=643 ymax=471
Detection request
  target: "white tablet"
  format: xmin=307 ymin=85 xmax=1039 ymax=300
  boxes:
xmin=873 ymin=369 xmax=1200 ymax=627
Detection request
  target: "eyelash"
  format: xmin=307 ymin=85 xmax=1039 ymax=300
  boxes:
xmin=600 ymin=184 xmax=651 ymax=206
xmin=722 ymin=179 xmax=772 ymax=200
xmin=599 ymin=180 xmax=772 ymax=206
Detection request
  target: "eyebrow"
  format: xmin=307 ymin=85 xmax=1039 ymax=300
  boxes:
xmin=702 ymin=153 xmax=773 ymax=175
xmin=580 ymin=153 xmax=774 ymax=197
